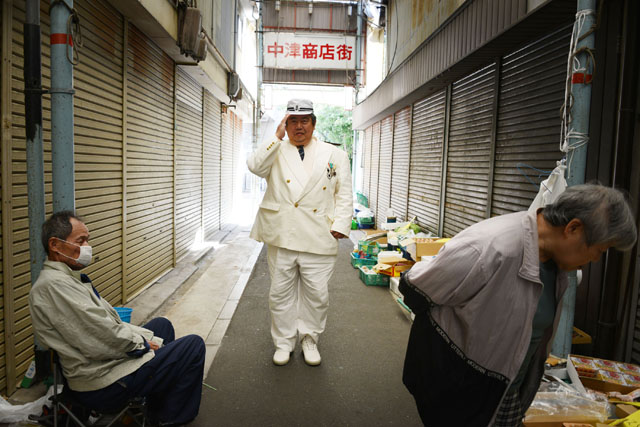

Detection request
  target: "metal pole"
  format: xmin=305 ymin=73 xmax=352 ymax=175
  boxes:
xmin=355 ymin=0 xmax=362 ymax=103
xmin=552 ymin=0 xmax=596 ymax=358
xmin=256 ymin=0 xmax=263 ymax=151
xmin=50 ymin=0 xmax=75 ymax=212
xmin=24 ymin=1 xmax=46 ymax=280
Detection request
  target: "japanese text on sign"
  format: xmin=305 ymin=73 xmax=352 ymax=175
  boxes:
xmin=263 ymin=32 xmax=356 ymax=70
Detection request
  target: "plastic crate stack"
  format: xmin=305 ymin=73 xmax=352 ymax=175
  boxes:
xmin=351 ymin=240 xmax=390 ymax=287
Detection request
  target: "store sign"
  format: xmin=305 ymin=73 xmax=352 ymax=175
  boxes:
xmin=263 ymin=32 xmax=356 ymax=70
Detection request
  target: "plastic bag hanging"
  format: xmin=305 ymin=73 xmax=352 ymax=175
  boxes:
xmin=528 ymin=163 xmax=567 ymax=213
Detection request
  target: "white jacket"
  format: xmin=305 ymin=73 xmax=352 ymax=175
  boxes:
xmin=248 ymin=136 xmax=353 ymax=255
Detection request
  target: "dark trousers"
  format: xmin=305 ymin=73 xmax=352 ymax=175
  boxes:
xmin=71 ymin=318 xmax=206 ymax=426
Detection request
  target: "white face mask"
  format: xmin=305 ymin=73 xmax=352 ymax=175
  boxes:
xmin=55 ymin=238 xmax=93 ymax=268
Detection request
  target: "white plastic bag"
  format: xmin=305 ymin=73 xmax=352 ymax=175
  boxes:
xmin=0 ymin=385 xmax=61 ymax=423
xmin=528 ymin=163 xmax=567 ymax=213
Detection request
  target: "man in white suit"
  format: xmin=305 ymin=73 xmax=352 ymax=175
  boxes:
xmin=247 ymin=99 xmax=353 ymax=366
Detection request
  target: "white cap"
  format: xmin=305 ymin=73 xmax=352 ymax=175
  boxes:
xmin=286 ymin=98 xmax=314 ymax=115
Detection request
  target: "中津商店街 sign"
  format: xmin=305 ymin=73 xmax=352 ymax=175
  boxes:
xmin=263 ymin=32 xmax=356 ymax=70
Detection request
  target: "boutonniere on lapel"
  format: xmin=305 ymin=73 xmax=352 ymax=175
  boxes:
xmin=327 ymin=162 xmax=337 ymax=180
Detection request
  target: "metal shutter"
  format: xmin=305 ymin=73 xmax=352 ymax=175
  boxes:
xmin=407 ymin=90 xmax=446 ymax=235
xmin=362 ymin=126 xmax=372 ymax=202
xmin=174 ymin=68 xmax=203 ymax=261
xmin=74 ymin=0 xmax=125 ymax=303
xmin=233 ymin=113 xmax=242 ymax=201
xmin=220 ymin=110 xmax=234 ymax=226
xmin=377 ymin=115 xmax=393 ymax=224
xmin=443 ymin=63 xmax=496 ymax=237
xmin=203 ymin=90 xmax=221 ymax=239
xmin=369 ymin=122 xmax=380 ymax=225
xmin=390 ymin=107 xmax=411 ymax=221
xmin=492 ymin=26 xmax=570 ymax=215
xmin=125 ymin=23 xmax=175 ymax=299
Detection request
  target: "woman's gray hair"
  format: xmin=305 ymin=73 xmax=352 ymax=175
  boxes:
xmin=542 ymin=184 xmax=637 ymax=250
xmin=41 ymin=210 xmax=83 ymax=255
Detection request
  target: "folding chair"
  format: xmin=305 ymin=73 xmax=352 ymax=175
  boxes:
xmin=29 ymin=350 xmax=148 ymax=427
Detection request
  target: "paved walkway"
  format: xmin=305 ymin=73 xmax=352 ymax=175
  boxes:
xmin=191 ymin=239 xmax=422 ymax=426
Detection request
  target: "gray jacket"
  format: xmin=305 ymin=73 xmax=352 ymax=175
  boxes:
xmin=29 ymin=260 xmax=159 ymax=391
xmin=403 ymin=210 xmax=569 ymax=425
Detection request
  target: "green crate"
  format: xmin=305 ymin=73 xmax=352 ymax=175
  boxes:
xmin=359 ymin=266 xmax=390 ymax=287
xmin=356 ymin=192 xmax=369 ymax=208
xmin=357 ymin=216 xmax=374 ymax=224
xmin=350 ymin=252 xmax=377 ymax=269
xmin=358 ymin=240 xmax=381 ymax=256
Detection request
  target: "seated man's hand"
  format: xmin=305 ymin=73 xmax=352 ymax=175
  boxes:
xmin=331 ymin=231 xmax=347 ymax=239
xmin=147 ymin=340 xmax=160 ymax=351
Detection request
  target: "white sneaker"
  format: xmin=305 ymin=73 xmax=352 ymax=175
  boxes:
xmin=273 ymin=349 xmax=291 ymax=366
xmin=301 ymin=335 xmax=321 ymax=366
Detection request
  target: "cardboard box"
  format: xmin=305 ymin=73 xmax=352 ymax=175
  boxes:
xmin=568 ymin=354 xmax=639 ymax=394
xmin=400 ymin=238 xmax=449 ymax=261
xmin=364 ymin=229 xmax=387 ymax=244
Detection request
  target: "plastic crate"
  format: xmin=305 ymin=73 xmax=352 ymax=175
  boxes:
xmin=350 ymin=252 xmax=377 ymax=269
xmin=356 ymin=192 xmax=369 ymax=208
xmin=357 ymin=216 xmax=374 ymax=224
xmin=358 ymin=240 xmax=381 ymax=256
xmin=359 ymin=266 xmax=390 ymax=287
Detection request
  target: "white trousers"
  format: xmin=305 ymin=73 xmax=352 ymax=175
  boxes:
xmin=266 ymin=245 xmax=337 ymax=352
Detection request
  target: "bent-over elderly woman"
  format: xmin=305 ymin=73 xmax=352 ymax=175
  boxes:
xmin=399 ymin=184 xmax=637 ymax=427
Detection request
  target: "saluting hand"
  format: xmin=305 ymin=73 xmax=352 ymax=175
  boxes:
xmin=276 ymin=114 xmax=289 ymax=140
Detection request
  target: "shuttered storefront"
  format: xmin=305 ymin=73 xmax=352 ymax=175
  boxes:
xmin=443 ymin=63 xmax=496 ymax=236
xmin=203 ymin=91 xmax=222 ymax=239
xmin=492 ymin=26 xmax=569 ymax=215
xmin=362 ymin=126 xmax=372 ymax=203
xmin=407 ymin=90 xmax=446 ymax=235
xmin=74 ymin=0 xmax=125 ymax=303
xmin=125 ymin=23 xmax=175 ymax=299
xmin=390 ymin=107 xmax=411 ymax=221
xmin=369 ymin=122 xmax=380 ymax=224
xmin=377 ymin=115 xmax=393 ymax=224
xmin=233 ymin=113 xmax=242 ymax=202
xmin=220 ymin=110 xmax=234 ymax=227
xmin=174 ymin=68 xmax=203 ymax=261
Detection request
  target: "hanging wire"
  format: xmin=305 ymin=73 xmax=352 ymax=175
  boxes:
xmin=516 ymin=163 xmax=554 ymax=190
xmin=66 ymin=8 xmax=82 ymax=65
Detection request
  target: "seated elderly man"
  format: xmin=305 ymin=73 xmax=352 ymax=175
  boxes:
xmin=400 ymin=184 xmax=637 ymax=427
xmin=29 ymin=211 xmax=205 ymax=427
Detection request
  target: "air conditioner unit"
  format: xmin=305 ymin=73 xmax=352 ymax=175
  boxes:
xmin=228 ymin=72 xmax=241 ymax=99
xmin=179 ymin=7 xmax=202 ymax=57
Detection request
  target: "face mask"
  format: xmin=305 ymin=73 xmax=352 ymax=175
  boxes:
xmin=55 ymin=238 xmax=93 ymax=267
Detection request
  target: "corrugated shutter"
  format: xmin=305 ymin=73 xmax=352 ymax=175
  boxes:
xmin=377 ymin=115 xmax=393 ymax=224
xmin=362 ymin=126 xmax=372 ymax=202
xmin=220 ymin=110 xmax=234 ymax=226
xmin=233 ymin=113 xmax=242 ymax=202
xmin=369 ymin=122 xmax=380 ymax=224
xmin=203 ymin=91 xmax=221 ymax=239
xmin=125 ymin=23 xmax=175 ymax=298
xmin=492 ymin=26 xmax=569 ymax=215
xmin=74 ymin=0 xmax=124 ymax=303
xmin=407 ymin=90 xmax=446 ymax=234
xmin=390 ymin=107 xmax=411 ymax=221
xmin=443 ymin=63 xmax=496 ymax=237
xmin=174 ymin=68 xmax=203 ymax=261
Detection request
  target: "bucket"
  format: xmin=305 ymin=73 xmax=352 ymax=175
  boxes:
xmin=114 ymin=307 xmax=133 ymax=323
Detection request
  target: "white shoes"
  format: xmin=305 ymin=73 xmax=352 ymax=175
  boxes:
xmin=301 ymin=335 xmax=321 ymax=366
xmin=273 ymin=349 xmax=291 ymax=366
